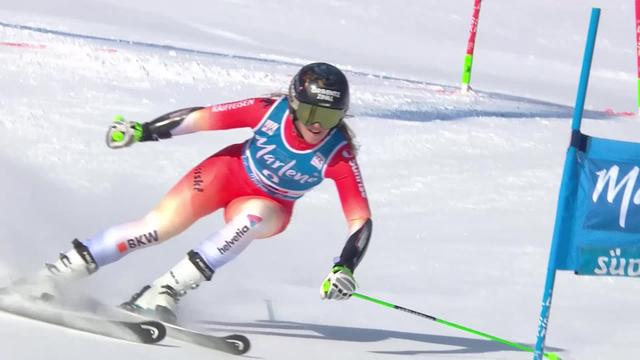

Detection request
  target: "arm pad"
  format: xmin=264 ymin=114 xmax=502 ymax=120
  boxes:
xmin=334 ymin=218 xmax=372 ymax=272
xmin=140 ymin=107 xmax=205 ymax=141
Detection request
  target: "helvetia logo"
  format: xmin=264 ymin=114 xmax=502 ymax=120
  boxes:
xmin=217 ymin=215 xmax=263 ymax=255
xmin=247 ymin=214 xmax=263 ymax=227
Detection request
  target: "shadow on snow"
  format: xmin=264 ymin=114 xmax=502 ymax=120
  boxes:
xmin=198 ymin=319 xmax=563 ymax=357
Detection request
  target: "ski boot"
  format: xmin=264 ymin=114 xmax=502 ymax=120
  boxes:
xmin=121 ymin=250 xmax=213 ymax=324
xmin=3 ymin=239 xmax=98 ymax=301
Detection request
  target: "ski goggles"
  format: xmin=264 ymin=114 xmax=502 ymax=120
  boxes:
xmin=294 ymin=102 xmax=345 ymax=130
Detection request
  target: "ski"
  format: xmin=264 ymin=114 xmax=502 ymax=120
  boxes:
xmin=113 ymin=310 xmax=250 ymax=355
xmin=161 ymin=321 xmax=250 ymax=355
xmin=86 ymin=299 xmax=250 ymax=355
xmin=0 ymin=293 xmax=166 ymax=344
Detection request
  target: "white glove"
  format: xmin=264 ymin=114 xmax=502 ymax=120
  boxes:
xmin=106 ymin=115 xmax=143 ymax=149
xmin=320 ymin=265 xmax=357 ymax=300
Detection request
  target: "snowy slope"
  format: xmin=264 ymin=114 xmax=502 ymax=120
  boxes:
xmin=1 ymin=1 xmax=640 ymax=359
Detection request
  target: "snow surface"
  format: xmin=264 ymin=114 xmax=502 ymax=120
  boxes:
xmin=1 ymin=1 xmax=640 ymax=359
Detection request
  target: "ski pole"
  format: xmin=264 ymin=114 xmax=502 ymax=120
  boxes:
xmin=352 ymin=292 xmax=560 ymax=360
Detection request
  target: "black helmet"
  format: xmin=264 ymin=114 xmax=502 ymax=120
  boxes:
xmin=288 ymin=62 xmax=349 ymax=129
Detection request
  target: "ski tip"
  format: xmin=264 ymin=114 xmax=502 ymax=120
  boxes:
xmin=224 ymin=334 xmax=251 ymax=355
xmin=136 ymin=320 xmax=167 ymax=344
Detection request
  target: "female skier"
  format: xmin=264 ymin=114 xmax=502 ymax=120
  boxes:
xmin=31 ymin=62 xmax=372 ymax=323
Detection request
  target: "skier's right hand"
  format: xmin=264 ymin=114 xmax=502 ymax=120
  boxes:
xmin=106 ymin=115 xmax=144 ymax=149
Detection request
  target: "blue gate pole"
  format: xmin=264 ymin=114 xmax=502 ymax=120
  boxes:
xmin=533 ymin=8 xmax=600 ymax=360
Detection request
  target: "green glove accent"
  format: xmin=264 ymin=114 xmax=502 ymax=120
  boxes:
xmin=321 ymin=265 xmax=355 ymax=296
xmin=107 ymin=115 xmax=144 ymax=149
xmin=333 ymin=265 xmax=353 ymax=275
xmin=322 ymin=275 xmax=332 ymax=294
xmin=112 ymin=115 xmax=144 ymax=142
xmin=111 ymin=130 xmax=125 ymax=142
xmin=111 ymin=115 xmax=126 ymax=142
xmin=132 ymin=122 xmax=144 ymax=142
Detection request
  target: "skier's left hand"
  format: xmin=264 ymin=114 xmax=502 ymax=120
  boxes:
xmin=106 ymin=115 xmax=144 ymax=149
xmin=320 ymin=265 xmax=357 ymax=300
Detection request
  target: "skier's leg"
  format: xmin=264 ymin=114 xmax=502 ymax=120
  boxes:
xmin=123 ymin=196 xmax=292 ymax=322
xmin=28 ymin=152 xmax=238 ymax=297
xmin=82 ymin=156 xmax=234 ymax=267
xmin=195 ymin=195 xmax=293 ymax=269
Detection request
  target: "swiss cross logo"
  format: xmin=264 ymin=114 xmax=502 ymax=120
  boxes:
xmin=261 ymin=120 xmax=279 ymax=135
xmin=117 ymin=242 xmax=128 ymax=253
